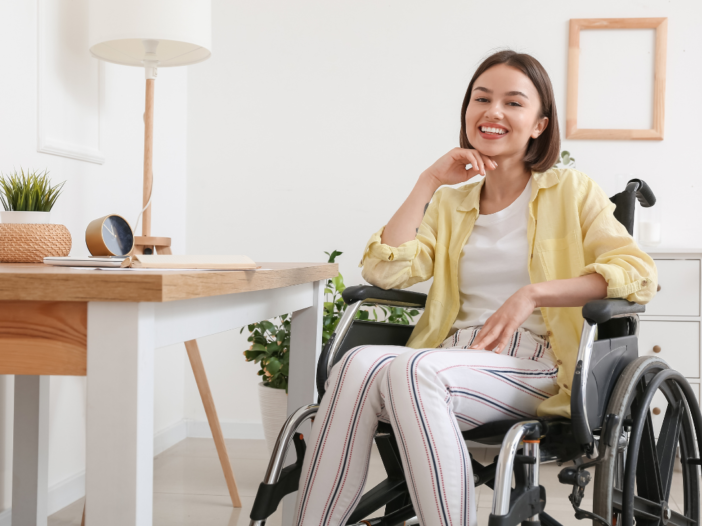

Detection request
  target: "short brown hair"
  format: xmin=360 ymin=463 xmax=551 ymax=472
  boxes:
xmin=459 ymin=50 xmax=560 ymax=173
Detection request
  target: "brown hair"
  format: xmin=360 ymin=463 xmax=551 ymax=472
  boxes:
xmin=459 ymin=50 xmax=560 ymax=173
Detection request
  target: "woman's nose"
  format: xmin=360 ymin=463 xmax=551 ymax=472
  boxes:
xmin=485 ymin=106 xmax=503 ymax=120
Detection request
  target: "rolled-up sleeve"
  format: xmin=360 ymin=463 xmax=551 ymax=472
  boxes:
xmin=358 ymin=188 xmax=441 ymax=290
xmin=578 ymin=179 xmax=657 ymax=303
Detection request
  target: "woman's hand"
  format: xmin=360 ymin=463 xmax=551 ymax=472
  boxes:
xmin=468 ymin=286 xmax=537 ymax=353
xmin=422 ymin=147 xmax=497 ymax=187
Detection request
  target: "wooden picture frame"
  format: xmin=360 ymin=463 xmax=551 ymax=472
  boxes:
xmin=566 ymin=17 xmax=668 ymax=140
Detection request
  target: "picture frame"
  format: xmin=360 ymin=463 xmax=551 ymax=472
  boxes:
xmin=566 ymin=17 xmax=668 ymax=140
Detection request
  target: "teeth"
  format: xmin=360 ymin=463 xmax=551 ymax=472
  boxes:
xmin=480 ymin=126 xmax=506 ymax=135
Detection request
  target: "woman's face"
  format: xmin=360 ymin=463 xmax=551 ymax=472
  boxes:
xmin=465 ymin=64 xmax=549 ymax=160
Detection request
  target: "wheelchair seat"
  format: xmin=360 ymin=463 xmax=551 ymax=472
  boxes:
xmin=250 ymin=179 xmax=702 ymax=526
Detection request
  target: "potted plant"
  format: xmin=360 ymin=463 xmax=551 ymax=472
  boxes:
xmin=0 ymin=168 xmax=65 ymax=224
xmin=0 ymin=168 xmax=70 ymax=263
xmin=242 ymin=251 xmax=420 ymax=451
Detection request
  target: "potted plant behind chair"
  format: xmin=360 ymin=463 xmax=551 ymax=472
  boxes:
xmin=242 ymin=251 xmax=420 ymax=452
xmin=0 ymin=168 xmax=71 ymax=262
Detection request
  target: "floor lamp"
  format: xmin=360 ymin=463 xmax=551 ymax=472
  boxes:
xmin=87 ymin=1 xmax=243 ymax=522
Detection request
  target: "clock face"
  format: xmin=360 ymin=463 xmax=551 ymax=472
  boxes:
xmin=102 ymin=216 xmax=133 ymax=256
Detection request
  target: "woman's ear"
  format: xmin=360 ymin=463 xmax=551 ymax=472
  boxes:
xmin=531 ymin=116 xmax=549 ymax=139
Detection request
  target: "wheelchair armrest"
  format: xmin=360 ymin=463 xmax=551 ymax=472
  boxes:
xmin=582 ymin=298 xmax=645 ymax=324
xmin=341 ymin=285 xmax=427 ymax=308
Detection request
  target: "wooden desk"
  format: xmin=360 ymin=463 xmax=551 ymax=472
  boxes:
xmin=0 ymin=262 xmax=337 ymax=526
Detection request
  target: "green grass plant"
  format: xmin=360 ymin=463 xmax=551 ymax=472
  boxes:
xmin=0 ymin=169 xmax=65 ymax=212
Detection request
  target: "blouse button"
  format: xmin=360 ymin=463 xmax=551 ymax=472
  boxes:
xmin=547 ymin=331 xmax=553 ymax=337
xmin=557 ymin=359 xmax=563 ymax=365
xmin=642 ymin=279 xmax=648 ymax=285
xmin=563 ymin=383 xmax=569 ymax=389
xmin=388 ymin=253 xmax=395 ymax=261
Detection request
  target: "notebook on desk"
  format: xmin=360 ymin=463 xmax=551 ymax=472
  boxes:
xmin=130 ymin=255 xmax=259 ymax=270
xmin=44 ymin=255 xmax=259 ymax=270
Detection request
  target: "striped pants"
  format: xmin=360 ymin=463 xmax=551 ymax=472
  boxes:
xmin=293 ymin=327 xmax=559 ymax=526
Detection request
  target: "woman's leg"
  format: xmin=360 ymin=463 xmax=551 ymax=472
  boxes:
xmin=293 ymin=345 xmax=402 ymax=526
xmin=382 ymin=339 xmax=558 ymax=526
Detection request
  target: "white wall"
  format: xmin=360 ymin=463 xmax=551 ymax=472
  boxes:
xmin=186 ymin=0 xmax=702 ymax=429
xmin=0 ymin=0 xmax=188 ymax=516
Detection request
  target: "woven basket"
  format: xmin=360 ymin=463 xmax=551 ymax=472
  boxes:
xmin=0 ymin=224 xmax=72 ymax=263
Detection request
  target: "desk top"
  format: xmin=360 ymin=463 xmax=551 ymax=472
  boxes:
xmin=0 ymin=262 xmax=339 ymax=302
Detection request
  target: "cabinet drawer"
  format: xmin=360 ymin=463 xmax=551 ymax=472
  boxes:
xmin=646 ymin=259 xmax=700 ymax=316
xmin=638 ymin=321 xmax=700 ymax=378
xmin=651 ymin=382 xmax=699 ymax=437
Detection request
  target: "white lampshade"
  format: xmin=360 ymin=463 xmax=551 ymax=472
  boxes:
xmin=89 ymin=0 xmax=211 ymax=67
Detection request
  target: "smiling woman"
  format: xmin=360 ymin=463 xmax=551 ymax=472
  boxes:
xmin=291 ymin=49 xmax=657 ymax=526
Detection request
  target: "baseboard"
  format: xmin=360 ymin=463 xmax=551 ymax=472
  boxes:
xmin=47 ymin=469 xmax=85 ymax=516
xmin=186 ymin=419 xmax=264 ymax=440
xmin=154 ymin=419 xmax=188 ymax=456
xmin=0 ymin=418 xmax=263 ymax=521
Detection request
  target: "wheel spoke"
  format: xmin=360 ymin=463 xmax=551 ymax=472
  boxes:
xmin=657 ymin=400 xmax=684 ymax=501
xmin=668 ymin=508 xmax=699 ymax=526
xmin=633 ymin=398 xmax=664 ymax=504
xmin=613 ymin=488 xmax=660 ymax=521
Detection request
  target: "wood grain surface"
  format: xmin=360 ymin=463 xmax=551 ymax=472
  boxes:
xmin=0 ymin=301 xmax=87 ymax=375
xmin=0 ymin=262 xmax=338 ymax=302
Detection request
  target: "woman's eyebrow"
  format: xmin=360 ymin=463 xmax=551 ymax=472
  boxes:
xmin=472 ymin=86 xmax=529 ymax=99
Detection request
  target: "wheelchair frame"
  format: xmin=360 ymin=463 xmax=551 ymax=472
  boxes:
xmin=249 ymin=180 xmax=702 ymax=526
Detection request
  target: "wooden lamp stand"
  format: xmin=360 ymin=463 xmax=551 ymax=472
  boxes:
xmin=133 ymin=75 xmax=172 ymax=256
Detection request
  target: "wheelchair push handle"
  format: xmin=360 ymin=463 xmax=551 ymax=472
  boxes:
xmin=625 ymin=178 xmax=656 ymax=208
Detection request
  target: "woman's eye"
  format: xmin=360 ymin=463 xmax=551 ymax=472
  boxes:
xmin=507 ymin=102 xmax=522 ymax=107
xmin=474 ymin=98 xmax=489 ymax=103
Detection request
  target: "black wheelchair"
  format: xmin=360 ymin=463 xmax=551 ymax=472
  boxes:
xmin=249 ymin=179 xmax=702 ymax=526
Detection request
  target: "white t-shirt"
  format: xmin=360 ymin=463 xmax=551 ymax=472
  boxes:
xmin=450 ymin=177 xmax=547 ymax=337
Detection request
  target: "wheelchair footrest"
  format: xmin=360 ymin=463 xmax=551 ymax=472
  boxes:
xmin=487 ymin=485 xmax=546 ymax=526
xmin=250 ymin=433 xmax=306 ymax=521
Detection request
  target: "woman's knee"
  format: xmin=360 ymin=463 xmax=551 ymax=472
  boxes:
xmin=329 ymin=345 xmax=395 ymax=388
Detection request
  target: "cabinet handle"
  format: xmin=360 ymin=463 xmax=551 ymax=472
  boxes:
xmin=653 ymin=407 xmax=661 ymax=416
xmin=653 ymin=345 xmax=662 ymax=353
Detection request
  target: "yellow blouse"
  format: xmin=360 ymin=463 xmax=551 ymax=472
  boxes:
xmin=359 ymin=168 xmax=657 ymax=417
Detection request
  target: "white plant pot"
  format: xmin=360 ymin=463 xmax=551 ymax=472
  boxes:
xmin=258 ymin=382 xmax=288 ymax=454
xmin=0 ymin=211 xmax=51 ymax=224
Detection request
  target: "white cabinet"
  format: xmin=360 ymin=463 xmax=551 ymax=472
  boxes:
xmin=638 ymin=250 xmax=702 ymax=435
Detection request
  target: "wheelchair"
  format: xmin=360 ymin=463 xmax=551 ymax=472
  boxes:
xmin=250 ymin=179 xmax=702 ymax=526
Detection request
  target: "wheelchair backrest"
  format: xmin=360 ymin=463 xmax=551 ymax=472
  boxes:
xmin=316 ymin=320 xmax=416 ymax=400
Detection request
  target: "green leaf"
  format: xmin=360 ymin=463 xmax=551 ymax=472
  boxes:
xmin=326 ymin=250 xmax=343 ymax=263
xmin=266 ymin=357 xmax=282 ymax=375
xmin=260 ymin=320 xmax=277 ymax=334
xmin=251 ymin=343 xmax=266 ymax=351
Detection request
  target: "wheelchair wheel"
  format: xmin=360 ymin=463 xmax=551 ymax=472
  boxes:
xmin=593 ymin=356 xmax=702 ymax=526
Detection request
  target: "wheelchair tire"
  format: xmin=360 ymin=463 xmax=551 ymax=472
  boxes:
xmin=593 ymin=356 xmax=701 ymax=526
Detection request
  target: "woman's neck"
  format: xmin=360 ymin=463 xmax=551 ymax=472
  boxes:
xmin=479 ymin=156 xmax=532 ymax=215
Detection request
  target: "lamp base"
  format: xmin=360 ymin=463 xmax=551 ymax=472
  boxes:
xmin=133 ymin=235 xmax=171 ymax=255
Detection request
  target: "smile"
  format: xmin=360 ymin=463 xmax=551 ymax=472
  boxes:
xmin=478 ymin=125 xmax=508 ymax=140
xmin=479 ymin=126 xmax=507 ymax=135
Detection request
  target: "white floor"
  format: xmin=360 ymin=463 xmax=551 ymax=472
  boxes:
xmin=47 ymin=438 xmax=688 ymax=526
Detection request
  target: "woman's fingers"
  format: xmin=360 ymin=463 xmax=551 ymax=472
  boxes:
xmin=456 ymin=149 xmax=484 ymax=177
xmin=470 ymin=323 xmax=501 ymax=350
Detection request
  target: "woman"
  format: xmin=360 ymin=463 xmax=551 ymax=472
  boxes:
xmin=293 ymin=50 xmax=657 ymax=526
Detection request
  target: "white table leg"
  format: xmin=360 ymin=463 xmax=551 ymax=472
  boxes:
xmin=12 ymin=375 xmax=49 ymax=526
xmin=86 ymin=303 xmax=155 ymax=526
xmin=282 ymin=279 xmax=324 ymax=525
